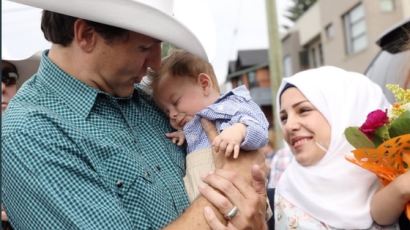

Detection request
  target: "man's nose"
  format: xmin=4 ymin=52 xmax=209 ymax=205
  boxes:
xmin=145 ymin=43 xmax=162 ymax=71
xmin=1 ymin=82 xmax=6 ymax=94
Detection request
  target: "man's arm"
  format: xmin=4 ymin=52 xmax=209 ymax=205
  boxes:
xmin=2 ymin=128 xmax=135 ymax=229
xmin=164 ymin=119 xmax=268 ymax=230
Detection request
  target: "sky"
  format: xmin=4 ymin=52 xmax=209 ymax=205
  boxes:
xmin=2 ymin=0 xmax=293 ymax=84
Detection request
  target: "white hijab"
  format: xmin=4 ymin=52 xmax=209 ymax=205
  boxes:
xmin=276 ymin=66 xmax=390 ymax=229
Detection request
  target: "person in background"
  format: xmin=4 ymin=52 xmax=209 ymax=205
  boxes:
xmin=2 ymin=60 xmax=18 ymax=230
xmin=1 ymin=61 xmax=19 ymax=113
xmin=275 ymin=66 xmax=396 ymax=229
xmin=267 ymin=144 xmax=293 ymax=189
xmin=2 ymin=0 xmax=268 ymax=229
xmin=2 ymin=54 xmax=41 ymax=230
xmin=2 ymin=52 xmax=41 ymax=114
xmin=262 ymin=128 xmax=275 ymax=161
xmin=151 ymin=50 xmax=269 ymax=202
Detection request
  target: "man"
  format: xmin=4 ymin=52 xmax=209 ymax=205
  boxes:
xmin=2 ymin=0 xmax=268 ymax=229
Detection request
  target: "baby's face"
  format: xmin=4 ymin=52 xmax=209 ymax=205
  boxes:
xmin=154 ymin=75 xmax=212 ymax=129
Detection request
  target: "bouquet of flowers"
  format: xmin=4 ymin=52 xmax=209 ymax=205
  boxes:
xmin=344 ymin=84 xmax=410 ymax=220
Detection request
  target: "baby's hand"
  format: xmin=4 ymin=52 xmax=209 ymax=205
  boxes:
xmin=165 ymin=130 xmax=185 ymax=146
xmin=212 ymin=123 xmax=246 ymax=159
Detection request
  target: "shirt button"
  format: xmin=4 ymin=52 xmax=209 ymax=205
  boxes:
xmin=116 ymin=180 xmax=124 ymax=188
xmin=144 ymin=171 xmax=151 ymax=179
xmin=156 ymin=165 xmax=161 ymax=171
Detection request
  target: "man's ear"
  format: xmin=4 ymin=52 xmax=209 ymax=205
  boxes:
xmin=73 ymin=19 xmax=97 ymax=53
xmin=197 ymin=73 xmax=213 ymax=96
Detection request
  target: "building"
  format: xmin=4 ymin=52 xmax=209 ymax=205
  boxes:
xmin=226 ymin=0 xmax=410 ymax=128
xmin=226 ymin=49 xmax=273 ymax=127
xmin=282 ymin=0 xmax=410 ymax=75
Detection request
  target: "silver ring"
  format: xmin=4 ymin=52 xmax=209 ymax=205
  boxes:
xmin=224 ymin=206 xmax=239 ymax=220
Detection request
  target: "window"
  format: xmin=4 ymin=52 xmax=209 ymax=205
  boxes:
xmin=304 ymin=37 xmax=323 ymax=69
xmin=343 ymin=4 xmax=368 ymax=54
xmin=283 ymin=55 xmax=293 ymax=78
xmin=310 ymin=47 xmax=317 ymax=67
xmin=379 ymin=0 xmax=395 ymax=12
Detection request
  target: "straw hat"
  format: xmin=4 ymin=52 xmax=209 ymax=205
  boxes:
xmin=7 ymin=0 xmax=208 ymax=60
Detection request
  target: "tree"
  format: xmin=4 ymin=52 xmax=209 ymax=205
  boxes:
xmin=285 ymin=0 xmax=318 ymax=22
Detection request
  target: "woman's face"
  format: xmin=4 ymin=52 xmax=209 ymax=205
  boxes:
xmin=279 ymin=87 xmax=331 ymax=166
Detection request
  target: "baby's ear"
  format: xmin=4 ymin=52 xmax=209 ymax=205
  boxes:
xmin=197 ymin=73 xmax=213 ymax=95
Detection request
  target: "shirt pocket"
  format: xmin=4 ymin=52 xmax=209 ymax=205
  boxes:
xmin=101 ymin=148 xmax=153 ymax=198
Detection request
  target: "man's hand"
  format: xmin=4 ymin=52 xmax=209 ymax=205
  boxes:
xmin=1 ymin=208 xmax=8 ymax=222
xmin=212 ymin=123 xmax=246 ymax=159
xmin=200 ymin=118 xmax=268 ymax=230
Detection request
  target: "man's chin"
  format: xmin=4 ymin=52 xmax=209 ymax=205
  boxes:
xmin=2 ymin=103 xmax=8 ymax=112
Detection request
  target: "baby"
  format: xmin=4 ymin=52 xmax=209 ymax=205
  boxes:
xmin=148 ymin=50 xmax=269 ymax=201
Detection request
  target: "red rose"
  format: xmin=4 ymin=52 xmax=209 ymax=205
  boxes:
xmin=359 ymin=109 xmax=389 ymax=138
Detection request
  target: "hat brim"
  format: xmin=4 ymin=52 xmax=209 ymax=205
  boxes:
xmin=9 ymin=0 xmax=208 ymax=60
xmin=6 ymin=51 xmax=41 ymax=89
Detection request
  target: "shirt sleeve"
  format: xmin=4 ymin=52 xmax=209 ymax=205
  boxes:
xmin=2 ymin=127 xmax=135 ymax=229
xmin=228 ymin=102 xmax=269 ymax=151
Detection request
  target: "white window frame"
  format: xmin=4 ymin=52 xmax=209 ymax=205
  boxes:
xmin=343 ymin=3 xmax=368 ymax=54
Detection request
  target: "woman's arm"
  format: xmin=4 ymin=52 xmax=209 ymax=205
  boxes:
xmin=371 ymin=171 xmax=410 ymax=225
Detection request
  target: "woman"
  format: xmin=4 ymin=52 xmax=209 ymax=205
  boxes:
xmin=274 ymin=66 xmax=396 ymax=229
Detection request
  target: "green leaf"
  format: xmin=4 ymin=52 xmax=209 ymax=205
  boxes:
xmin=389 ymin=111 xmax=410 ymax=137
xmin=344 ymin=127 xmax=376 ymax=148
xmin=373 ymin=125 xmax=390 ymax=146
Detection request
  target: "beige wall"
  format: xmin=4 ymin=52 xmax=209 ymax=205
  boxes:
xmin=319 ymin=0 xmax=405 ymax=73
xmin=401 ymin=0 xmax=410 ymax=17
xmin=281 ymin=31 xmax=301 ymax=75
xmin=295 ymin=3 xmax=321 ymax=45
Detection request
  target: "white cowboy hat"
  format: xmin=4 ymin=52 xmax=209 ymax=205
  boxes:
xmin=7 ymin=0 xmax=208 ymax=60
xmin=3 ymin=52 xmax=42 ymax=89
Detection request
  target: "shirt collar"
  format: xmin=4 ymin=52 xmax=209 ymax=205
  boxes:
xmin=215 ymin=85 xmax=251 ymax=103
xmin=37 ymin=50 xmax=100 ymax=118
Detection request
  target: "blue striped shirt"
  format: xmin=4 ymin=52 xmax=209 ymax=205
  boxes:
xmin=184 ymin=85 xmax=269 ymax=153
xmin=2 ymin=51 xmax=189 ymax=229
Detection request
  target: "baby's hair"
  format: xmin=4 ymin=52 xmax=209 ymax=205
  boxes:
xmin=154 ymin=49 xmax=220 ymax=93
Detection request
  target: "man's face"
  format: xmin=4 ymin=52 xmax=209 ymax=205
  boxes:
xmin=2 ymin=61 xmax=18 ymax=113
xmin=93 ymin=32 xmax=161 ymax=97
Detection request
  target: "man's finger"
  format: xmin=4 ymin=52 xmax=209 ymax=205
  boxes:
xmin=251 ymin=165 xmax=266 ymax=195
xmin=201 ymin=118 xmax=218 ymax=142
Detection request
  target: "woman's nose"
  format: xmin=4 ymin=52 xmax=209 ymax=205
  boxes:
xmin=284 ymin=115 xmax=301 ymax=131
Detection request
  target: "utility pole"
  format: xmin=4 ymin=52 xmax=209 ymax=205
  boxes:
xmin=265 ymin=0 xmax=283 ymax=149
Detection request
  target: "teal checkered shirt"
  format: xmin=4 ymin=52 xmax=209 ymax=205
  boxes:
xmin=2 ymin=51 xmax=189 ymax=229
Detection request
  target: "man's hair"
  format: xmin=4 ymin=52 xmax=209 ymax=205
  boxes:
xmin=158 ymin=50 xmax=220 ymax=93
xmin=41 ymin=10 xmax=130 ymax=46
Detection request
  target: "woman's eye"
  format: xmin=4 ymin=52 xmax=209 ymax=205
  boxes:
xmin=299 ymin=107 xmax=312 ymax=114
xmin=280 ymin=115 xmax=287 ymax=124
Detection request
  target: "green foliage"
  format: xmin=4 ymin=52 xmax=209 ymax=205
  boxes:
xmin=389 ymin=111 xmax=410 ymax=137
xmin=285 ymin=0 xmax=318 ymax=22
xmin=344 ymin=127 xmax=376 ymax=148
